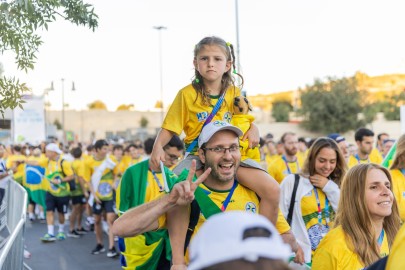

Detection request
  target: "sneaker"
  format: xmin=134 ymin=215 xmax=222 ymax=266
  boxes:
xmin=76 ymin=227 xmax=89 ymax=235
xmin=92 ymin=244 xmax=105 ymax=255
xmin=40 ymin=233 xmax=56 ymax=242
xmin=67 ymin=230 xmax=81 ymax=238
xmin=107 ymin=247 xmax=118 ymax=258
xmin=56 ymin=232 xmax=66 ymax=240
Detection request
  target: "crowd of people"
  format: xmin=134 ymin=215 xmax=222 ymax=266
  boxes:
xmin=1 ymin=35 xmax=404 ymax=270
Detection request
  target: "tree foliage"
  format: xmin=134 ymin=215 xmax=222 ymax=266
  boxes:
xmin=140 ymin=116 xmax=148 ymax=128
xmin=272 ymin=100 xmax=292 ymax=122
xmin=299 ymin=76 xmax=369 ymax=133
xmin=116 ymin=104 xmax=134 ymax=111
xmin=376 ymin=92 xmax=405 ymax=120
xmin=87 ymin=100 xmax=107 ymax=110
xmin=0 ymin=0 xmax=98 ymax=115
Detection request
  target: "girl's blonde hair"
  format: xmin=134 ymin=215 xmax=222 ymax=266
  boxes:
xmin=334 ymin=163 xmax=400 ymax=266
xmin=300 ymin=137 xmax=347 ymax=187
xmin=390 ymin=134 xmax=404 ymax=170
xmin=192 ymin=36 xmax=243 ymax=106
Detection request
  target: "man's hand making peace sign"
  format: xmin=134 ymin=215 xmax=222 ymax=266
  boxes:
xmin=168 ymin=160 xmax=211 ymax=206
xmin=112 ymin=160 xmax=211 ymax=238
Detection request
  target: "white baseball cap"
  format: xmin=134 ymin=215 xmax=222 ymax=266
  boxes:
xmin=198 ymin=120 xmax=243 ymax=148
xmin=45 ymin=143 xmax=62 ymax=154
xmin=188 ymin=211 xmax=291 ymax=270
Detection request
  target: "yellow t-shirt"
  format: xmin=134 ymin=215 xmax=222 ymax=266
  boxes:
xmin=312 ymin=226 xmax=389 ymax=270
xmin=119 ymin=155 xmax=143 ymax=173
xmin=348 ymin=148 xmax=383 ymax=168
xmin=162 ymin=84 xmax=240 ymax=153
xmin=301 ymin=187 xmax=335 ymax=256
xmin=38 ymin=157 xmax=74 ymax=197
xmin=71 ymin=159 xmax=86 ymax=196
xmin=267 ymin=155 xmax=304 ymax=184
xmin=6 ymin=154 xmax=27 ymax=184
xmin=83 ymin=156 xmax=118 ymax=201
xmin=386 ymin=224 xmax=405 ymax=269
xmin=116 ymin=169 xmax=167 ymax=269
xmin=389 ymin=169 xmax=405 ymax=222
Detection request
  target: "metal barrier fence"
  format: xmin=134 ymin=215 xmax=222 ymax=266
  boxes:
xmin=0 ymin=176 xmax=28 ymax=270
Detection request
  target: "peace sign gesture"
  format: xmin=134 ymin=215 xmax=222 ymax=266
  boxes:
xmin=168 ymin=160 xmax=211 ymax=206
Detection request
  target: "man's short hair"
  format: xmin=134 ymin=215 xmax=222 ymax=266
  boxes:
xmin=113 ymin=144 xmax=124 ymax=152
xmin=71 ymin=147 xmax=82 ymax=159
xmin=94 ymin=139 xmax=109 ymax=150
xmin=355 ymin=128 xmax=374 ymax=142
xmin=144 ymin=137 xmax=156 ymax=155
xmin=164 ymin=135 xmax=184 ymax=151
xmin=280 ymin=132 xmax=295 ymax=144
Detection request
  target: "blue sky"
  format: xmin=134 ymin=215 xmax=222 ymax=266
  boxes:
xmin=2 ymin=0 xmax=405 ymax=111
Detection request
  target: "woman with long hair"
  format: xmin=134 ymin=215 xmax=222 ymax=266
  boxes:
xmin=279 ymin=137 xmax=347 ymax=266
xmin=389 ymin=134 xmax=405 ymax=222
xmin=312 ymin=163 xmax=401 ymax=269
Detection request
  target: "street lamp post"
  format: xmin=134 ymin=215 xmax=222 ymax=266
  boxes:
xmin=50 ymin=79 xmax=75 ymax=144
xmin=153 ymin=25 xmax=167 ymax=124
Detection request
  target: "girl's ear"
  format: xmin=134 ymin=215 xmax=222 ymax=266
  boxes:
xmin=225 ymin=61 xmax=232 ymax=72
xmin=193 ymin=59 xmax=198 ymax=70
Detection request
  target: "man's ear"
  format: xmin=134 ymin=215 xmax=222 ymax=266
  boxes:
xmin=198 ymin=148 xmax=206 ymax=164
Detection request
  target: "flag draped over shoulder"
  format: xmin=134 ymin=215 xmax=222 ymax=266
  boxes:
xmin=24 ymin=164 xmax=48 ymax=210
xmin=117 ymin=160 xmax=177 ymax=270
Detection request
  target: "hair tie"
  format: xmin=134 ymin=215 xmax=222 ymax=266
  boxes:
xmin=233 ymin=70 xmax=237 ymax=74
xmin=226 ymin=42 xmax=231 ymax=47
xmin=195 ymin=78 xmax=200 ymax=83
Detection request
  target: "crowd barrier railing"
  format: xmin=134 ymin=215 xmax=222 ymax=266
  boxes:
xmin=0 ymin=176 xmax=28 ymax=270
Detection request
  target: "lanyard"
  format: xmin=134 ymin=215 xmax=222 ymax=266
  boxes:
xmin=221 ymin=181 xmax=238 ymax=211
xmin=313 ymin=187 xmax=329 ymax=227
xmin=150 ymin=170 xmax=164 ymax=192
xmin=201 ymin=180 xmax=238 ymax=212
xmin=377 ymin=229 xmax=384 ymax=247
xmin=282 ymin=155 xmax=299 ymax=174
xmin=355 ymin=154 xmax=369 ymax=164
xmin=184 ymin=90 xmax=227 ymax=157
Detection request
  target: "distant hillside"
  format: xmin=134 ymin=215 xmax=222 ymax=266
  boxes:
xmin=249 ymin=72 xmax=405 ymax=111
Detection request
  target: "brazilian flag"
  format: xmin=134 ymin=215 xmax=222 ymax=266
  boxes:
xmin=382 ymin=141 xmax=397 ymax=168
xmin=24 ymin=165 xmax=48 ymax=210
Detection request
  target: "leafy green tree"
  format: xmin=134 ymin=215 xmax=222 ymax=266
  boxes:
xmin=53 ymin=119 xmax=62 ymax=130
xmin=378 ymin=92 xmax=405 ymax=120
xmin=87 ymin=100 xmax=107 ymax=110
xmin=140 ymin=116 xmax=149 ymax=128
xmin=0 ymin=0 xmax=98 ymax=116
xmin=299 ymin=76 xmax=369 ymax=133
xmin=272 ymin=100 xmax=292 ymax=122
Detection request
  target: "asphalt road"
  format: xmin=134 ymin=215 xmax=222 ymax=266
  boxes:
xmin=23 ymin=218 xmax=120 ymax=270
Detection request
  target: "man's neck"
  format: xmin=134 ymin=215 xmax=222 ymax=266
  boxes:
xmin=284 ymin=154 xmax=297 ymax=162
xmin=357 ymin=152 xmax=369 ymax=160
xmin=94 ymin=154 xmax=105 ymax=161
xmin=203 ymin=176 xmax=234 ymax=191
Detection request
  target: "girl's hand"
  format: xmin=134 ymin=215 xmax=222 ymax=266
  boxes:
xmin=150 ymin=146 xmax=166 ymax=171
xmin=242 ymin=123 xmax=260 ymax=148
xmin=309 ymin=174 xmax=329 ymax=189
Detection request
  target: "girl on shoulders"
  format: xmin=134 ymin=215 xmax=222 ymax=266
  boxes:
xmin=150 ymin=36 xmax=280 ymax=224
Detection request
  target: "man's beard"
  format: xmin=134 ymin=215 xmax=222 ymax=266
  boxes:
xmin=204 ymin=158 xmax=239 ymax=184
